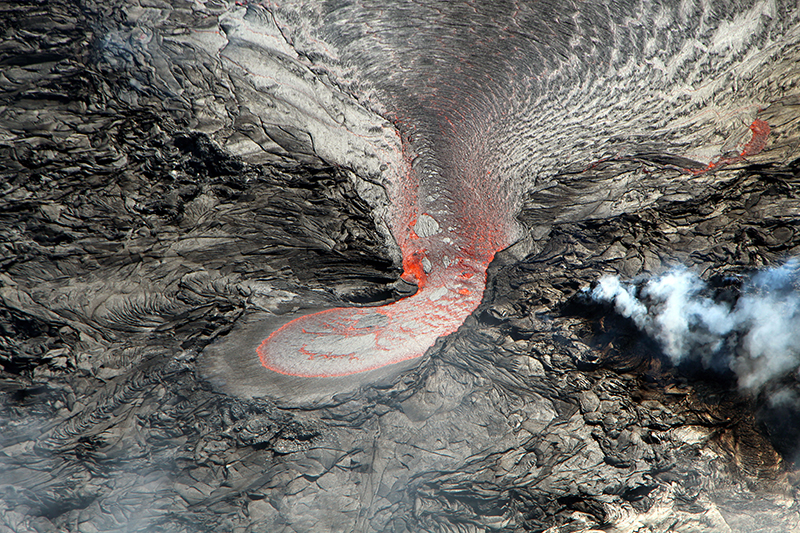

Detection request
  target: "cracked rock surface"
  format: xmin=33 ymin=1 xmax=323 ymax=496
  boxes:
xmin=2 ymin=1 xmax=800 ymax=532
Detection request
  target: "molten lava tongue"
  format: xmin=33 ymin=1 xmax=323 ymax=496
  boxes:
xmin=258 ymin=261 xmax=487 ymax=377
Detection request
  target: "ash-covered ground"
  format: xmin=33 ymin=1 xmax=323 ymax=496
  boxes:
xmin=2 ymin=1 xmax=800 ymax=532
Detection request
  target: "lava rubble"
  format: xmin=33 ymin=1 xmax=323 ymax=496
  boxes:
xmin=2 ymin=1 xmax=800 ymax=532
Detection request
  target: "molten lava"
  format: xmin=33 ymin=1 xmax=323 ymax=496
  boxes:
xmin=257 ymin=116 xmax=517 ymax=377
xmin=257 ymin=257 xmax=489 ymax=377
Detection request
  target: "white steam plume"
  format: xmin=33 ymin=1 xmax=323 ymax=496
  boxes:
xmin=587 ymin=261 xmax=800 ymax=391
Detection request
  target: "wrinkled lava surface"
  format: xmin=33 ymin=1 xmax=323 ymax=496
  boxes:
xmin=2 ymin=1 xmax=800 ymax=532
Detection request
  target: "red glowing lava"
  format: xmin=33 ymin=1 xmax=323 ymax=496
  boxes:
xmin=740 ymin=119 xmax=771 ymax=158
xmin=690 ymin=118 xmax=771 ymax=174
xmin=257 ymin=101 xmax=517 ymax=377
xmin=257 ymin=258 xmax=489 ymax=377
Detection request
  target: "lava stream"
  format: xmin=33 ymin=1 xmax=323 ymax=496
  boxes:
xmin=258 ymin=257 xmax=489 ymax=377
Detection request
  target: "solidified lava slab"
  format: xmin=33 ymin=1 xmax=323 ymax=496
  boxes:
xmin=258 ymin=260 xmax=488 ymax=377
xmin=255 ymin=134 xmax=519 ymax=376
xmin=4 ymin=1 xmax=800 ymax=532
xmin=253 ymin=0 xmax=793 ymax=378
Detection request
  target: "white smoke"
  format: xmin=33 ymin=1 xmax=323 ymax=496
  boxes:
xmin=587 ymin=261 xmax=800 ymax=391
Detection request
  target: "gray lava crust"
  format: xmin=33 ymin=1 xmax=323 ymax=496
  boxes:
xmin=2 ymin=1 xmax=800 ymax=532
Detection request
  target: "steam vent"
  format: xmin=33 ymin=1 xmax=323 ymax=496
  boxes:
xmin=4 ymin=1 xmax=800 ymax=531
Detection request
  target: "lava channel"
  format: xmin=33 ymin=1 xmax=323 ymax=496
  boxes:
xmin=258 ymin=256 xmax=490 ymax=377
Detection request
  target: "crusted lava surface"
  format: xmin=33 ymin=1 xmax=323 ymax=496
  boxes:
xmin=2 ymin=1 xmax=800 ymax=532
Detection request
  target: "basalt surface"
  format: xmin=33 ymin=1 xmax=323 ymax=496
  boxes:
xmin=2 ymin=1 xmax=800 ymax=532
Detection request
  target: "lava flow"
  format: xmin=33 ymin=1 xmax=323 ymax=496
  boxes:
xmin=258 ymin=110 xmax=517 ymax=377
xmin=257 ymin=256 xmax=490 ymax=377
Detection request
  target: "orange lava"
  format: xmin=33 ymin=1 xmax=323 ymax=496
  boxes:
xmin=257 ymin=258 xmax=489 ymax=377
xmin=691 ymin=118 xmax=771 ymax=175
xmin=257 ymin=107 xmax=516 ymax=377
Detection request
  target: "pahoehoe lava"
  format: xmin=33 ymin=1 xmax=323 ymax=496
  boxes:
xmin=257 ymin=2 xmax=524 ymax=377
xmin=2 ymin=1 xmax=800 ymax=532
xmin=256 ymin=0 xmax=797 ymax=379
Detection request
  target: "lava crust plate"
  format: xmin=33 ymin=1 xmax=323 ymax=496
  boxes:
xmin=200 ymin=310 xmax=425 ymax=407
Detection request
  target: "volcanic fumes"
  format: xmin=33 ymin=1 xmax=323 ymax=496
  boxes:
xmin=255 ymin=0 xmax=798 ymax=378
xmin=587 ymin=262 xmax=800 ymax=392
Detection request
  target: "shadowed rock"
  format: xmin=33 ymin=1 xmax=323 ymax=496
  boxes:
xmin=1 ymin=1 xmax=800 ymax=532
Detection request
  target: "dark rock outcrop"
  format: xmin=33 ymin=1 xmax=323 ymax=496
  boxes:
xmin=1 ymin=1 xmax=800 ymax=532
